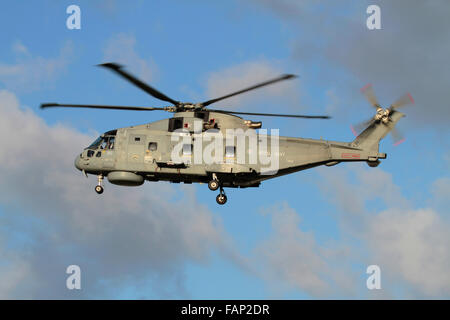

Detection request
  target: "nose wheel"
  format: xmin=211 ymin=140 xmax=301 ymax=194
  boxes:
xmin=216 ymin=187 xmax=227 ymax=205
xmin=208 ymin=179 xmax=219 ymax=191
xmin=95 ymin=174 xmax=104 ymax=194
xmin=208 ymin=173 xmax=219 ymax=191
xmin=95 ymin=185 xmax=104 ymax=194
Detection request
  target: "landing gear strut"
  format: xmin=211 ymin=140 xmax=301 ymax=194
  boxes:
xmin=95 ymin=174 xmax=104 ymax=194
xmin=216 ymin=187 xmax=227 ymax=205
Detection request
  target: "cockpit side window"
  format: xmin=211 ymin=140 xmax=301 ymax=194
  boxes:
xmin=105 ymin=136 xmax=115 ymax=149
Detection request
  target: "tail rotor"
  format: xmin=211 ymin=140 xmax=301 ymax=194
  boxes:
xmin=352 ymin=84 xmax=414 ymax=146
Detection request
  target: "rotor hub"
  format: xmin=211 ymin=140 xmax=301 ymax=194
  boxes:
xmin=374 ymin=107 xmax=391 ymax=123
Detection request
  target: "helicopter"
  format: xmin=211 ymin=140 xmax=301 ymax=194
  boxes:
xmin=41 ymin=63 xmax=412 ymax=205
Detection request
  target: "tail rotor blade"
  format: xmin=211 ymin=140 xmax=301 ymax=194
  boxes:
xmin=391 ymin=127 xmax=406 ymax=146
xmin=352 ymin=117 xmax=374 ymax=136
xmin=390 ymin=92 xmax=414 ymax=109
xmin=361 ymin=83 xmax=380 ymax=109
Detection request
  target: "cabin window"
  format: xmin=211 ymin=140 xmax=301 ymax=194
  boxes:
xmin=225 ymin=146 xmax=236 ymax=158
xmin=148 ymin=142 xmax=157 ymax=151
xmin=129 ymin=135 xmax=145 ymax=145
xmin=182 ymin=144 xmax=193 ymax=156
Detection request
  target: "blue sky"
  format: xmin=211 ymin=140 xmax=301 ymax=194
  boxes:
xmin=0 ymin=0 xmax=449 ymax=299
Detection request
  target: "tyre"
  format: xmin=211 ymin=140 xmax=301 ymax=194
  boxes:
xmin=216 ymin=194 xmax=227 ymax=205
xmin=95 ymin=185 xmax=104 ymax=194
xmin=208 ymin=180 xmax=219 ymax=191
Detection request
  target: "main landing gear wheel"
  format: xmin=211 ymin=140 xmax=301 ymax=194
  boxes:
xmin=216 ymin=193 xmax=227 ymax=205
xmin=95 ymin=185 xmax=104 ymax=194
xmin=208 ymin=180 xmax=219 ymax=191
xmin=216 ymin=186 xmax=228 ymax=205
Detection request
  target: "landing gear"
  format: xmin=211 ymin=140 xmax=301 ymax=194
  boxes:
xmin=208 ymin=174 xmax=228 ymax=205
xmin=208 ymin=180 xmax=219 ymax=191
xmin=216 ymin=187 xmax=227 ymax=205
xmin=208 ymin=173 xmax=219 ymax=191
xmin=95 ymin=174 xmax=104 ymax=194
xmin=95 ymin=185 xmax=104 ymax=194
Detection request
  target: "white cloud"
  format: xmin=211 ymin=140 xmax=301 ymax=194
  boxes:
xmin=431 ymin=177 xmax=450 ymax=202
xmin=0 ymin=238 xmax=30 ymax=299
xmin=317 ymin=165 xmax=450 ymax=298
xmin=0 ymin=90 xmax=235 ymax=298
xmin=366 ymin=207 xmax=450 ymax=297
xmin=12 ymin=41 xmax=29 ymax=56
xmin=254 ymin=203 xmax=356 ymax=298
xmin=205 ymin=60 xmax=300 ymax=110
xmin=103 ymin=33 xmax=157 ymax=83
xmin=0 ymin=41 xmax=73 ymax=92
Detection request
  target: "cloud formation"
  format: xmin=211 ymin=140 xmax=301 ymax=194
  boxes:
xmin=103 ymin=33 xmax=158 ymax=83
xmin=205 ymin=59 xmax=300 ymax=110
xmin=255 ymin=0 xmax=450 ymax=127
xmin=0 ymin=90 xmax=233 ymax=298
xmin=0 ymin=41 xmax=74 ymax=92
xmin=317 ymin=165 xmax=450 ymax=298
xmin=254 ymin=203 xmax=356 ymax=298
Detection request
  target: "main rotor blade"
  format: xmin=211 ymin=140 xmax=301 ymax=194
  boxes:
xmin=360 ymin=83 xmax=380 ymax=109
xmin=390 ymin=92 xmax=414 ymax=109
xmin=98 ymin=63 xmax=180 ymax=105
xmin=40 ymin=103 xmax=169 ymax=111
xmin=209 ymin=109 xmax=330 ymax=119
xmin=201 ymin=74 xmax=298 ymax=107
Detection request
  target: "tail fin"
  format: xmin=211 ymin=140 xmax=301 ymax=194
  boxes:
xmin=351 ymin=111 xmax=405 ymax=152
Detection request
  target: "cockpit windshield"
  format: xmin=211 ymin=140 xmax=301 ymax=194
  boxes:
xmin=87 ymin=132 xmax=116 ymax=150
xmin=87 ymin=136 xmax=103 ymax=149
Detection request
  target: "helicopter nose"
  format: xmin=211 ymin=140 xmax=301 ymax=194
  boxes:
xmin=74 ymin=154 xmax=82 ymax=171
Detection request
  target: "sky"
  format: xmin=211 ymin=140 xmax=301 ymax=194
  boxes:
xmin=0 ymin=0 xmax=449 ymax=299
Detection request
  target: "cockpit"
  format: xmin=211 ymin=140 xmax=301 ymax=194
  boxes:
xmin=86 ymin=130 xmax=117 ymax=151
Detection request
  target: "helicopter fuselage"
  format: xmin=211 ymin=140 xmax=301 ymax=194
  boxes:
xmin=74 ymin=111 xmax=388 ymax=190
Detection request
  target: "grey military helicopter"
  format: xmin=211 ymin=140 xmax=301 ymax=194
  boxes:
xmin=41 ymin=63 xmax=412 ymax=205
